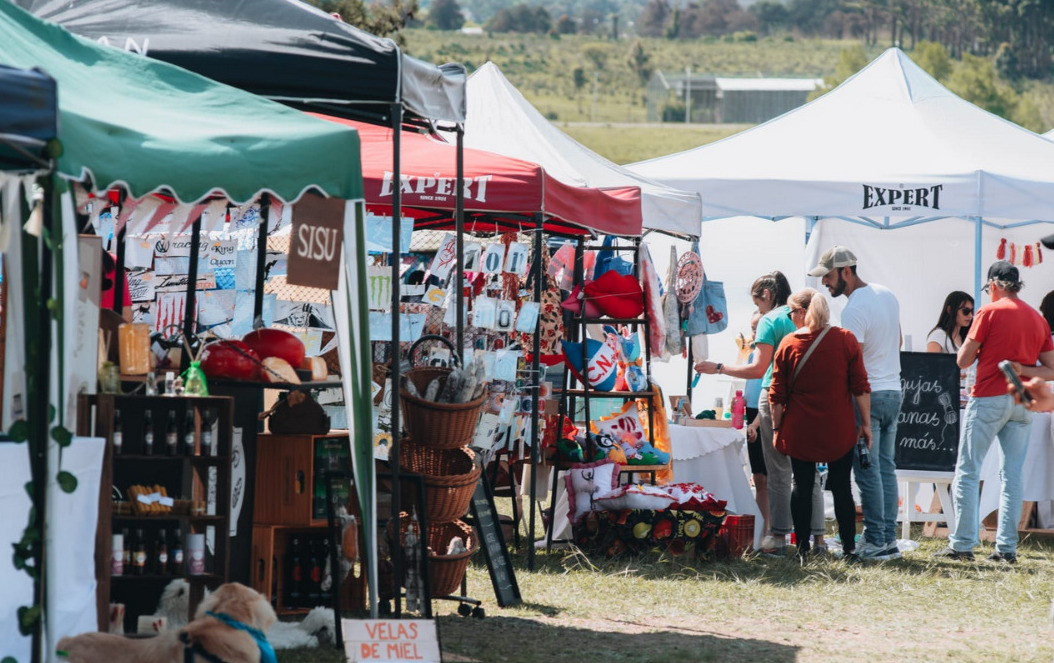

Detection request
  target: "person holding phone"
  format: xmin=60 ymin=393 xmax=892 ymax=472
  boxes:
xmin=937 ymin=261 xmax=1054 ymax=564
xmin=1007 ymin=373 xmax=1054 ymax=412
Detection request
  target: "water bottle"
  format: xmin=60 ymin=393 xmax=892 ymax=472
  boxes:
xmin=731 ymin=390 xmax=746 ymax=429
xmin=856 ymin=437 xmax=872 ymax=470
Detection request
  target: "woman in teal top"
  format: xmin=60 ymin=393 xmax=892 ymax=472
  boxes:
xmin=695 ymin=271 xmax=825 ymax=555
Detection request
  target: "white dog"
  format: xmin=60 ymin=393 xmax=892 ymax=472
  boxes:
xmin=156 ymin=580 xmax=335 ymax=649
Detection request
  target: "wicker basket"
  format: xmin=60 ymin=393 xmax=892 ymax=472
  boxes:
xmin=400 ymin=367 xmax=485 ymax=449
xmin=399 ymin=442 xmax=480 ymax=523
xmin=388 ymin=516 xmax=478 ymax=598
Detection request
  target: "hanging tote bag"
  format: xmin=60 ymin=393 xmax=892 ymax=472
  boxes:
xmin=661 ymin=246 xmax=684 ymax=355
xmin=593 ymin=234 xmax=635 ymax=278
xmin=685 ymin=242 xmax=729 ymax=336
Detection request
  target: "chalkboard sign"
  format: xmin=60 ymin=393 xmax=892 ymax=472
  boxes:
xmin=895 ymin=352 xmax=960 ymax=472
xmin=469 ymin=475 xmax=521 ymax=608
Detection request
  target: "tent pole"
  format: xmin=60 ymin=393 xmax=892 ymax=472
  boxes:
xmin=182 ymin=216 xmax=201 ymax=370
xmin=389 ymin=103 xmax=404 ymax=618
xmin=455 ymin=125 xmax=465 ymax=358
xmin=28 ymin=177 xmax=55 ymax=663
xmin=973 ymin=215 xmax=983 ymax=304
xmin=527 ymin=215 xmax=543 ymax=572
xmin=253 ymin=194 xmax=271 ymax=325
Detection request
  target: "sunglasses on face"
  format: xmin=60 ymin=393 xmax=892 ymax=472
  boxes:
xmin=786 ymin=308 xmax=801 ymax=320
xmin=959 ymin=307 xmax=974 ymax=315
xmin=982 ymin=282 xmax=991 ymax=294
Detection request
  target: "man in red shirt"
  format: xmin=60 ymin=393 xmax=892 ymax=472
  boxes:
xmin=936 ymin=261 xmax=1054 ymax=563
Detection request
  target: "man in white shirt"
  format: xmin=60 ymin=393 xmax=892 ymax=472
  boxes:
xmin=810 ymin=246 xmax=902 ymax=561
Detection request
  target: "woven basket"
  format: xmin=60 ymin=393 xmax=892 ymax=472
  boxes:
xmin=399 ymin=443 xmax=480 ymax=523
xmin=388 ymin=516 xmax=477 ymax=598
xmin=400 ymin=367 xmax=485 ymax=449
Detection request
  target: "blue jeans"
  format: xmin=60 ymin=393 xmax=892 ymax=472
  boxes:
xmin=949 ymin=395 xmax=1033 ymax=553
xmin=854 ymin=390 xmax=902 ymax=545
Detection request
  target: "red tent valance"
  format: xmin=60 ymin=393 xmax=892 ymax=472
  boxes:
xmin=315 ymin=115 xmax=643 ymax=237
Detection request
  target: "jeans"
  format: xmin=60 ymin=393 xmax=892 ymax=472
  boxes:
xmin=854 ymin=390 xmax=902 ymax=545
xmin=949 ymin=394 xmax=1033 ymax=553
xmin=759 ymin=397 xmax=824 ymax=537
xmin=791 ymin=448 xmax=856 ymax=555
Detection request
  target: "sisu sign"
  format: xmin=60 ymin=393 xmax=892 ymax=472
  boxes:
xmin=862 ymin=184 xmax=943 ymax=212
xmin=288 ymin=193 xmax=344 ymax=290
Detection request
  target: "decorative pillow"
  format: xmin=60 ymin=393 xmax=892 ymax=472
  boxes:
xmin=665 ymin=483 xmax=728 ymax=511
xmin=561 ymin=334 xmax=619 ymax=391
xmin=593 ymin=484 xmax=675 ymax=512
xmin=560 ymin=284 xmax=601 ymax=318
xmin=584 ymin=271 xmax=645 ymax=319
xmin=593 ymin=403 xmax=647 ymax=455
xmin=564 ymin=460 xmax=620 ymax=523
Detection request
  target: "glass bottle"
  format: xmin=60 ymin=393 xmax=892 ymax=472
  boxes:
xmin=143 ymin=411 xmax=154 ymax=456
xmin=154 ymin=530 xmax=168 ymax=575
xmin=200 ymin=409 xmax=213 ymax=456
xmin=288 ymin=537 xmax=303 ymax=608
xmin=132 ymin=528 xmax=146 ymax=575
xmin=112 ymin=409 xmax=123 ymax=455
xmin=169 ymin=529 xmax=184 ymax=576
xmin=165 ymin=410 xmax=178 ymax=456
xmin=307 ymin=536 xmax=322 ymax=604
xmin=121 ymin=527 xmax=131 ymax=571
xmin=183 ymin=409 xmax=196 ymax=456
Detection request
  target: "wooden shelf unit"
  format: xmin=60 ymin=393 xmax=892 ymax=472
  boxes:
xmin=79 ymin=393 xmax=233 ymax=633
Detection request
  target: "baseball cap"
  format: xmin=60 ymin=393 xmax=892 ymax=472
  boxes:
xmin=1041 ymin=234 xmax=1054 ymax=250
xmin=807 ymin=246 xmax=858 ymax=277
xmin=986 ymin=260 xmax=1020 ymax=284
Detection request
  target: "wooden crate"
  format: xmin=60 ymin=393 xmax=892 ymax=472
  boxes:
xmin=254 ymin=433 xmax=352 ymax=527
xmin=251 ymin=524 xmax=365 ymax=615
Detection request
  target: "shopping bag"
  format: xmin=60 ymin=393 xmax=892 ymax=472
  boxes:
xmin=593 ymin=235 xmax=634 ymax=278
xmin=685 ymin=243 xmax=728 ymax=336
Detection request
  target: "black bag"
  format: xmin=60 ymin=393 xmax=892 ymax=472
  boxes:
xmin=262 ymin=389 xmax=330 ymax=435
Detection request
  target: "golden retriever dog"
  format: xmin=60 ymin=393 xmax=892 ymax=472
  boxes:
xmin=57 ymin=582 xmax=277 ymax=663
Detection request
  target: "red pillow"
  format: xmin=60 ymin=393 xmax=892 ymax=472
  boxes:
xmin=584 ymin=271 xmax=645 ymax=319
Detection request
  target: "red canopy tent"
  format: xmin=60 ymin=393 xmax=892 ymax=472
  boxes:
xmin=317 ymin=115 xmax=643 ymax=237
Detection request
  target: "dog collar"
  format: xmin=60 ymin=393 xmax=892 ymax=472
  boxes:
xmin=206 ymin=611 xmax=277 ymax=663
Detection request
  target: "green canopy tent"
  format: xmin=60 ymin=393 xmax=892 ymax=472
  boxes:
xmin=0 ymin=3 xmax=372 ymax=658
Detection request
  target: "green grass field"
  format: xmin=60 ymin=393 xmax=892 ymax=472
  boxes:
xmin=278 ymin=530 xmax=1054 ymax=663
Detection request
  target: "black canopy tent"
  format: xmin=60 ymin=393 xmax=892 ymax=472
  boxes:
xmin=16 ymin=0 xmax=466 ymax=126
xmin=20 ymin=0 xmax=472 ymax=619
xmin=0 ymin=63 xmax=57 ymax=171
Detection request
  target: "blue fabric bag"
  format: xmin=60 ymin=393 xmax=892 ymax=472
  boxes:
xmin=685 ymin=242 xmax=728 ymax=336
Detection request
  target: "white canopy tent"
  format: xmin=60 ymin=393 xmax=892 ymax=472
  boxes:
xmin=463 ymin=62 xmax=702 ymax=239
xmin=628 ymin=48 xmax=1054 ymax=384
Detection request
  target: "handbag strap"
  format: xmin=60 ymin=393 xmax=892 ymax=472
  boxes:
xmin=790 ymin=325 xmax=831 ymax=388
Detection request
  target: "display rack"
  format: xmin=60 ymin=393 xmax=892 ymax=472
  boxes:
xmin=78 ymin=393 xmax=233 ymax=633
xmin=543 ymin=236 xmax=666 ymax=551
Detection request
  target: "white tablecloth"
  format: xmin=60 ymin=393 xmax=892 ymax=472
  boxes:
xmin=979 ymin=411 xmax=1054 ymax=528
xmin=669 ymin=424 xmax=764 ymax=546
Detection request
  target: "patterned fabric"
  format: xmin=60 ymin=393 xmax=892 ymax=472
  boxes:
xmin=518 ymin=244 xmax=564 ymax=357
xmin=572 ymin=508 xmax=726 ymax=558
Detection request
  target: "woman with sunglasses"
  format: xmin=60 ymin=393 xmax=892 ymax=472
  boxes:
xmin=926 ymin=291 xmax=974 ymax=353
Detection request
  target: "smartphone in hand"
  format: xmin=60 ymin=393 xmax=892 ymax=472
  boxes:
xmin=999 ymin=360 xmax=1033 ymax=404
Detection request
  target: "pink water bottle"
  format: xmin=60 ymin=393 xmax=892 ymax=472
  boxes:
xmin=731 ymin=390 xmax=746 ymax=429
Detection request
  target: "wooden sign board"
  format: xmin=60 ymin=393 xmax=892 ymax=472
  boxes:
xmin=343 ymin=619 xmax=439 ymax=663
xmin=469 ymin=475 xmax=521 ymax=608
xmin=895 ymin=352 xmax=960 ymax=472
xmin=288 ymin=193 xmax=344 ymax=290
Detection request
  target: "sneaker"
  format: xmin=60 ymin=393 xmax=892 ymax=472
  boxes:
xmin=880 ymin=542 xmax=902 ymax=560
xmin=856 ymin=540 xmax=897 ymax=561
xmin=933 ymin=546 xmax=974 ymax=561
xmin=986 ymin=550 xmax=1018 ymax=564
xmin=758 ymin=535 xmax=786 ymax=557
xmin=812 ymin=544 xmax=829 ymax=559
xmin=842 ymin=552 xmax=862 ymax=564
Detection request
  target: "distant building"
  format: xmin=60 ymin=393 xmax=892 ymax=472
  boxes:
xmin=646 ymin=72 xmax=823 ymax=124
